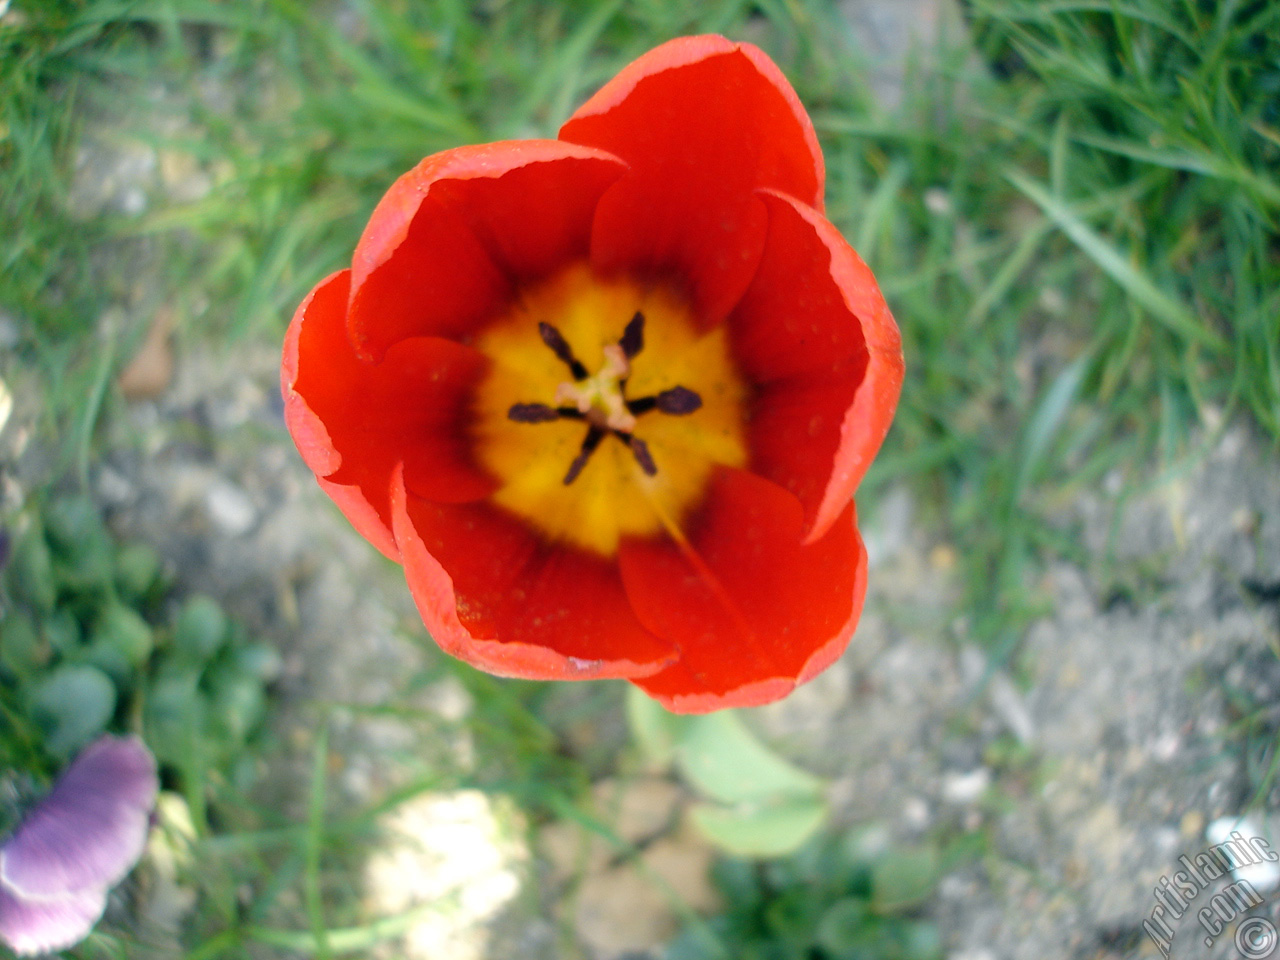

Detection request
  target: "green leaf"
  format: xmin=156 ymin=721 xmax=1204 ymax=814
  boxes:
xmin=29 ymin=664 xmax=116 ymax=758
xmin=690 ymin=796 xmax=827 ymax=858
xmin=676 ymin=711 xmax=823 ymax=805
xmin=8 ymin=527 xmax=56 ymax=611
xmin=144 ymin=665 xmax=206 ymax=765
xmin=763 ymin=887 xmax=824 ymax=943
xmin=44 ymin=494 xmax=106 ymax=552
xmin=52 ymin=529 xmax=114 ymax=593
xmin=870 ymin=845 xmax=939 ymax=912
xmin=1 ymin=610 xmax=46 ymax=676
xmin=207 ymin=663 xmax=266 ymax=744
xmin=626 ymin=685 xmax=689 ymax=767
xmin=115 ymin=541 xmax=162 ymax=602
xmin=898 ymin=920 xmax=945 ymax=960
xmin=80 ymin=636 xmax=133 ymax=687
xmin=45 ymin=496 xmax=114 ymax=591
xmin=817 ymin=908 xmax=942 ymax=960
xmin=815 ymin=897 xmax=871 ymax=955
xmin=174 ymin=595 xmax=228 ymax=662
xmin=233 ymin=642 xmax=283 ymax=683
xmin=92 ymin=601 xmax=154 ymax=667
xmin=42 ymin=608 xmax=81 ymax=655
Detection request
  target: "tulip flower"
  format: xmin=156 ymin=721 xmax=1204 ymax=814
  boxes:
xmin=283 ymin=35 xmax=902 ymax=712
xmin=0 ymin=735 xmax=158 ymax=956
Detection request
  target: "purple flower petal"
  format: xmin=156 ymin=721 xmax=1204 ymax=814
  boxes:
xmin=0 ymin=885 xmax=107 ymax=957
xmin=0 ymin=735 xmax=157 ymax=899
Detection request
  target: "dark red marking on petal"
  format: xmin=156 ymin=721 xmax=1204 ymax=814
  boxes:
xmin=619 ymin=467 xmax=865 ymax=713
xmin=284 ymin=269 xmax=499 ymax=558
xmin=325 ymin=335 xmax=496 ymax=507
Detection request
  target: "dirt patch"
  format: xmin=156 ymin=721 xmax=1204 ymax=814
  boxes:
xmin=747 ymin=424 xmax=1280 ymax=960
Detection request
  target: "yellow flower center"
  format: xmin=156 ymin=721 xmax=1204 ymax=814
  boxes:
xmin=470 ymin=263 xmax=748 ymax=556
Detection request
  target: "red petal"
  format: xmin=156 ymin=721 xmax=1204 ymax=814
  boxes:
xmin=559 ymin=36 xmax=824 ymax=326
xmin=316 ymin=476 xmax=399 ymax=562
xmin=283 ymin=271 xmax=497 ymax=561
xmin=391 ymin=466 xmax=677 ymax=680
xmin=282 ymin=270 xmax=349 ymax=481
xmin=348 ymin=141 xmax=627 ymax=358
xmin=618 ymin=467 xmax=866 ymax=713
xmin=730 ymin=189 xmax=902 ymax=543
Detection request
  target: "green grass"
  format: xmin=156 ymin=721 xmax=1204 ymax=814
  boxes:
xmin=2 ymin=0 xmax=1278 ymax=956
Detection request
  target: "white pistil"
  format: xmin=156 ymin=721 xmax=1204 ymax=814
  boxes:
xmin=554 ymin=344 xmax=637 ymax=432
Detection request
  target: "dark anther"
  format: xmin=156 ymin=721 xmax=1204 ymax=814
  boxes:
xmin=656 ymin=386 xmax=702 ymax=415
xmin=564 ymin=426 xmax=606 ymax=485
xmin=538 ymin=322 xmax=588 ymax=380
xmin=626 ymin=385 xmax=702 ymax=417
xmin=619 ymin=311 xmax=645 ymax=359
xmin=508 ymin=403 xmax=560 ymax=423
xmin=627 ymin=435 xmax=658 ymax=476
xmin=508 ymin=403 xmax=583 ymax=423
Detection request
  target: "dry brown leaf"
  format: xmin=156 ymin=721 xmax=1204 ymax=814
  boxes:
xmin=118 ymin=307 xmax=174 ymax=400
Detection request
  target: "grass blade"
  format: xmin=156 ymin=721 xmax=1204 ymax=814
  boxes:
xmin=1002 ymin=166 xmax=1226 ymax=351
xmin=305 ymin=722 xmax=331 ymax=960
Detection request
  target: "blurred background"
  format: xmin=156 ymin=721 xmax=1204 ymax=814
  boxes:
xmin=1 ymin=0 xmax=1278 ymax=958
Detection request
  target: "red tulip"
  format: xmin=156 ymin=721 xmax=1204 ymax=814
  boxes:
xmin=282 ymin=36 xmax=902 ymax=713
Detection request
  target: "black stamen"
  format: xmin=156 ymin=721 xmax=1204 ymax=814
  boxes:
xmin=513 ymin=314 xmax=699 ymax=484
xmin=620 ymin=312 xmax=645 ymax=359
xmin=508 ymin=403 xmax=586 ymax=423
xmin=656 ymin=386 xmax=702 ymax=415
xmin=627 ymin=386 xmax=702 ymax=417
xmin=539 ymin=322 xmax=588 ymax=380
xmin=627 ymin=435 xmax=658 ymax=476
xmin=564 ymin=425 xmax=606 ymax=484
xmin=508 ymin=403 xmax=561 ymax=423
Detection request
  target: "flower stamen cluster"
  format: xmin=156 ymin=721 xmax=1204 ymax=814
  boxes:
xmin=506 ymin=312 xmax=703 ymax=484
